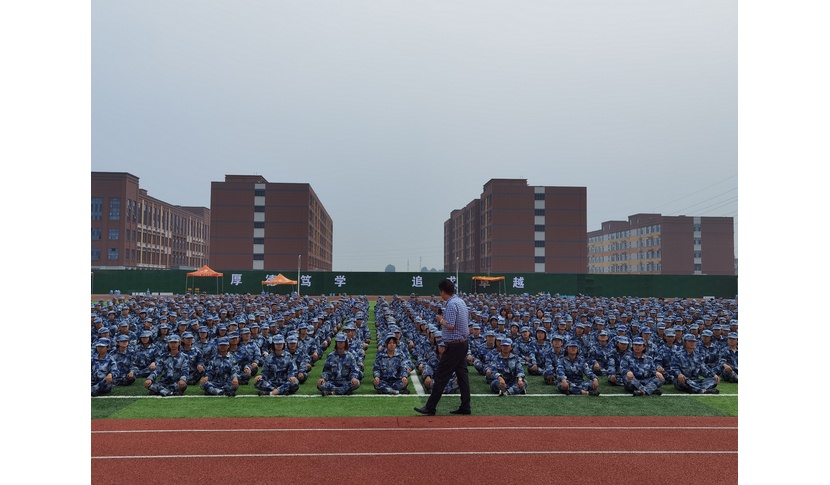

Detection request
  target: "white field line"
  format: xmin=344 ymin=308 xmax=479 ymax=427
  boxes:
xmin=93 ymin=425 xmax=737 ymax=434
xmin=93 ymin=450 xmax=737 ymax=460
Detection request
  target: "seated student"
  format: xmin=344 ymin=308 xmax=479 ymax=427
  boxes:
xmin=254 ymin=335 xmax=299 ymax=396
xmin=606 ymin=336 xmax=631 ymax=386
xmin=670 ymin=334 xmax=720 ymax=394
xmin=179 ymin=331 xmax=205 ymax=386
xmin=717 ymin=332 xmax=738 ymax=383
xmin=109 ymin=334 xmax=136 ymax=387
xmin=422 ymin=341 xmax=460 ymax=394
xmin=528 ymin=327 xmax=548 ymax=376
xmin=131 ymin=330 xmax=157 ymax=379
xmin=200 ymin=336 xmax=240 ymax=397
xmin=285 ymin=334 xmax=312 ymax=384
xmin=372 ymin=333 xmax=411 ymax=395
xmin=488 ymin=338 xmax=527 ymax=396
xmin=556 ymin=340 xmax=600 ymax=396
xmin=621 ymin=337 xmax=664 ymax=396
xmin=92 ymin=338 xmax=119 ymax=397
xmin=515 ymin=326 xmax=537 ymax=372
xmin=472 ymin=330 xmax=498 ymax=376
xmin=588 ymin=330 xmax=613 ymax=376
xmin=144 ymin=334 xmax=189 ymax=397
xmin=317 ymin=333 xmax=361 ymax=396
xmin=540 ymin=334 xmax=566 ymax=385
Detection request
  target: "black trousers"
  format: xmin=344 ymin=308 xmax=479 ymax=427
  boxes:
xmin=424 ymin=341 xmax=471 ymax=412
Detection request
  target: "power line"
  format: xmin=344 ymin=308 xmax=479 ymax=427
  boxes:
xmin=646 ymin=174 xmax=738 ymax=214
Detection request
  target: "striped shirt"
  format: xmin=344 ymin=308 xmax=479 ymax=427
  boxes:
xmin=442 ymin=294 xmax=469 ymax=342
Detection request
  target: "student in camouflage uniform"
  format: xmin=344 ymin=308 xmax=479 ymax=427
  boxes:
xmin=541 ymin=334 xmax=566 ymax=385
xmin=200 ymin=336 xmax=240 ymax=397
xmin=556 ymin=340 xmax=600 ymax=396
xmin=131 ymin=330 xmax=157 ymax=379
xmin=670 ymin=334 xmax=720 ymax=394
xmin=286 ymin=334 xmax=312 ymax=384
xmin=372 ymin=333 xmax=411 ymax=395
xmin=718 ymin=332 xmax=738 ymax=383
xmin=254 ymin=334 xmax=299 ymax=396
xmin=179 ymin=331 xmax=205 ymax=386
xmin=317 ymin=333 xmax=362 ymax=396
xmin=488 ymin=338 xmax=527 ymax=396
xmin=92 ymin=338 xmax=118 ymax=397
xmin=109 ymin=334 xmax=136 ymax=386
xmin=621 ymin=337 xmax=664 ymax=396
xmin=606 ymin=336 xmax=631 ymax=386
xmin=144 ymin=334 xmax=189 ymax=397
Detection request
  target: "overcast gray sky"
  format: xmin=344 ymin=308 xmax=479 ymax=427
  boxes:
xmin=91 ymin=1 xmax=737 ymax=272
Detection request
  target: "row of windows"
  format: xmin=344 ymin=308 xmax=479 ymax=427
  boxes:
xmin=92 ymin=197 xmax=209 ymax=239
xmin=589 ymin=237 xmax=662 ymax=252
xmin=589 ymin=250 xmax=662 ymax=263
xmin=636 ymin=224 xmax=661 ymax=235
xmin=589 ymin=264 xmax=663 ymax=273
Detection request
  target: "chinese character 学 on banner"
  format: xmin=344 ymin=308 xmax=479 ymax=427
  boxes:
xmin=334 ymin=275 xmax=347 ymax=287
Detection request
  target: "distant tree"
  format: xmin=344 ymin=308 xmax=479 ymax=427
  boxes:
xmin=430 ymin=268 xmax=437 ymax=272
xmin=421 ymin=267 xmax=429 ymax=273
xmin=385 ymin=264 xmax=396 ymax=272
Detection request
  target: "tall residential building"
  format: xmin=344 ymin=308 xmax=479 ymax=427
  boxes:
xmin=91 ymin=172 xmax=210 ymax=270
xmin=445 ymin=179 xmax=587 ymax=274
xmin=209 ymin=175 xmax=333 ymax=271
xmin=587 ymin=213 xmax=735 ymax=275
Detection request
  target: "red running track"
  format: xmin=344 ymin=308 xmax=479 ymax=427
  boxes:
xmin=92 ymin=416 xmax=737 ymax=485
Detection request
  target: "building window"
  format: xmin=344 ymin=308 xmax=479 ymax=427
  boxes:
xmin=254 ymin=206 xmax=265 ymax=212
xmin=92 ymin=248 xmax=100 ymax=260
xmin=254 ymin=222 xmax=265 ymax=228
xmin=108 ymin=248 xmax=119 ymax=260
xmin=253 ymin=254 xmax=264 ymax=260
xmin=109 ymin=198 xmax=121 ymax=220
xmin=108 ymin=229 xmax=119 ymax=240
xmin=534 ymin=225 xmax=544 ymax=232
xmin=534 ymin=209 xmax=545 ymax=216
xmin=92 ymin=197 xmax=102 ymax=221
xmin=253 ymin=238 xmax=265 ymax=245
xmin=534 ymin=193 xmax=545 ymax=200
xmin=534 ymin=241 xmax=545 ymax=247
xmin=255 ymin=189 xmax=265 ymax=196
xmin=694 ymin=264 xmax=702 ymax=272
xmin=91 ymin=228 xmax=102 ymax=240
xmin=534 ymin=256 xmax=545 ymax=263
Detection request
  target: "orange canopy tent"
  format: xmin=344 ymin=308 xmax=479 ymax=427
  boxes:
xmin=471 ymin=275 xmax=506 ymax=294
xmin=186 ymin=265 xmax=224 ymax=294
xmin=261 ymin=273 xmax=299 ymax=294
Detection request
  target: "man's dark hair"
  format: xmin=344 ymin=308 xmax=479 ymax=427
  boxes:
xmin=438 ymin=279 xmax=456 ymax=295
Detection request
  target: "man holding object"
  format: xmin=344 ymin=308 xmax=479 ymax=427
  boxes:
xmin=415 ymin=279 xmax=471 ymax=415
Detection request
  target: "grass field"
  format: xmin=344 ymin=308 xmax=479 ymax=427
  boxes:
xmin=92 ymin=301 xmax=737 ymax=419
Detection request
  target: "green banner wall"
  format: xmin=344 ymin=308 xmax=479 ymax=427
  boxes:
xmin=91 ymin=270 xmax=737 ymax=299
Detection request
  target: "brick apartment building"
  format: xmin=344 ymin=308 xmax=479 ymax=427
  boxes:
xmin=587 ymin=213 xmax=735 ymax=275
xmin=91 ymin=172 xmax=210 ymax=270
xmin=209 ymin=175 xmax=333 ymax=272
xmin=445 ymin=179 xmax=587 ymax=274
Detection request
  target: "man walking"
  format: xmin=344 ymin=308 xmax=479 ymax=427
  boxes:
xmin=415 ymin=279 xmax=471 ymax=415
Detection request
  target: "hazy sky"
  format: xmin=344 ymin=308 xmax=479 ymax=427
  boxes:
xmin=91 ymin=1 xmax=738 ymax=272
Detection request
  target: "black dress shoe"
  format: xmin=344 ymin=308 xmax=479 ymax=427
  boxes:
xmin=414 ymin=406 xmax=436 ymax=416
xmin=449 ymin=409 xmax=471 ymax=415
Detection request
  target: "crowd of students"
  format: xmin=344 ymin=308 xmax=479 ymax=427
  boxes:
xmin=92 ymin=292 xmax=737 ymax=398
